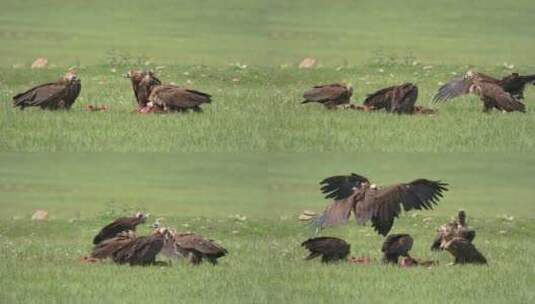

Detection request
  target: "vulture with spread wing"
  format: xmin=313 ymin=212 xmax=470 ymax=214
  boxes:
xmin=89 ymin=230 xmax=137 ymax=260
xmin=431 ymin=210 xmax=475 ymax=251
xmin=301 ymin=236 xmax=350 ymax=263
xmin=433 ymin=71 xmax=526 ymax=112
xmin=161 ymin=230 xmax=228 ymax=265
xmin=441 ymin=237 xmax=487 ymax=265
xmin=315 ymin=173 xmax=448 ymax=236
xmin=381 ymin=234 xmax=413 ymax=264
xmin=302 ymin=84 xmax=353 ymax=109
xmin=362 ymin=83 xmax=419 ymax=114
xmin=112 ymin=228 xmax=166 ymax=266
xmin=147 ymin=84 xmax=212 ymax=113
xmin=124 ymin=70 xmax=161 ymax=110
xmin=93 ymin=212 xmax=148 ymax=245
xmin=13 ymin=71 xmax=81 ymax=110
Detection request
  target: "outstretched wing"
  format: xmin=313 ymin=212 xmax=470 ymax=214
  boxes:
xmin=320 ymin=173 xmax=370 ymax=200
xmin=358 ymin=179 xmax=448 ymax=236
xmin=314 ymin=196 xmax=356 ymax=228
xmin=433 ymin=77 xmax=472 ymax=102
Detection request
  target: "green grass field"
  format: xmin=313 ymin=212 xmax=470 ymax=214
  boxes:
xmin=1 ymin=153 xmax=534 ymax=303
xmin=1 ymin=0 xmax=534 ymax=303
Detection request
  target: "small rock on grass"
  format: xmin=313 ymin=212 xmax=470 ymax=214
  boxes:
xmin=31 ymin=210 xmax=48 ymax=221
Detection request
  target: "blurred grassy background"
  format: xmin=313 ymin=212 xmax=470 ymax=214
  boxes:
xmin=0 ymin=0 xmax=534 ymax=67
xmin=1 ymin=152 xmax=534 ymax=219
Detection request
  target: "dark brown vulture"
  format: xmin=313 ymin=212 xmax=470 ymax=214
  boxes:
xmin=147 ymin=85 xmax=212 ymax=113
xmin=314 ymin=173 xmax=448 ymax=236
xmin=112 ymin=228 xmax=166 ymax=266
xmin=363 ymin=83 xmax=419 ymax=114
xmin=381 ymin=234 xmax=413 ymax=264
xmin=301 ymin=236 xmax=350 ymax=263
xmin=433 ymin=71 xmax=526 ymax=112
xmin=123 ymin=70 xmax=161 ymax=110
xmin=441 ymin=237 xmax=487 ymax=265
xmin=302 ymin=83 xmax=353 ymax=109
xmin=431 ymin=210 xmax=475 ymax=251
xmin=12 ymin=70 xmax=81 ymax=110
xmin=92 ymin=212 xmax=148 ymax=245
xmin=89 ymin=230 xmax=137 ymax=260
xmin=500 ymin=73 xmax=535 ymax=100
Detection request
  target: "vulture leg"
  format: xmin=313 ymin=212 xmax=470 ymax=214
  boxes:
xmin=192 ymin=106 xmax=203 ymax=113
xmin=206 ymin=257 xmax=218 ymax=265
xmin=482 ymin=97 xmax=495 ymax=113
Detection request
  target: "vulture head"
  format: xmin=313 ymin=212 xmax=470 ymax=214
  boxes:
xmin=124 ymin=70 xmax=143 ymax=81
xmin=134 ymin=212 xmax=148 ymax=223
xmin=465 ymin=70 xmax=475 ymax=79
xmin=63 ymin=70 xmax=79 ymax=82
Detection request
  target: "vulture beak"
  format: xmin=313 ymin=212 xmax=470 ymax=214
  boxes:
xmin=370 ymin=184 xmax=377 ymax=190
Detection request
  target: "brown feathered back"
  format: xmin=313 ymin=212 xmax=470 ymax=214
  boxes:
xmin=13 ymin=71 xmax=81 ymax=110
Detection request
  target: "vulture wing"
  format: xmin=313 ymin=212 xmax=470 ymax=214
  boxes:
xmin=175 ymin=233 xmax=227 ymax=257
xmin=301 ymin=237 xmax=349 ymax=260
xmin=381 ymin=234 xmax=413 ymax=255
xmin=363 ymin=85 xmax=396 ymax=109
xmin=433 ymin=77 xmax=472 ymax=102
xmin=391 ymin=83 xmax=418 ymax=113
xmin=129 ymin=235 xmax=164 ymax=265
xmin=445 ymin=238 xmax=487 ymax=264
xmin=478 ymin=82 xmax=525 ymax=112
xmin=93 ymin=217 xmax=140 ymax=245
xmin=357 ymin=179 xmax=448 ymax=236
xmin=314 ymin=196 xmax=357 ymax=228
xmin=303 ymin=84 xmax=347 ymax=102
xmin=13 ymin=83 xmax=67 ymax=108
xmin=90 ymin=232 xmax=136 ymax=259
xmin=64 ymin=79 xmax=81 ymax=109
xmin=150 ymin=86 xmax=212 ymax=108
xmin=320 ymin=173 xmax=370 ymax=200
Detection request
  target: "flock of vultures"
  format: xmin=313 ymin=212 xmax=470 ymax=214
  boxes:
xmin=11 ymin=69 xmax=535 ymax=113
xmin=82 ymin=173 xmax=486 ymax=268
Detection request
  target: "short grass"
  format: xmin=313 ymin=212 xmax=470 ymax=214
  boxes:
xmin=1 ymin=153 xmax=534 ymax=303
xmin=1 ymin=65 xmax=535 ymax=152
xmin=1 ymin=0 xmax=535 ymax=152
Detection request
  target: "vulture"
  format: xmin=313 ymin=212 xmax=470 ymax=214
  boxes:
xmin=301 ymin=236 xmax=350 ymax=263
xmin=124 ymin=70 xmax=161 ymax=110
xmin=112 ymin=228 xmax=167 ymax=266
xmin=315 ymin=173 xmax=448 ymax=236
xmin=146 ymin=85 xmax=212 ymax=113
xmin=162 ymin=230 xmax=228 ymax=265
xmin=174 ymin=232 xmax=228 ymax=265
xmin=302 ymin=84 xmax=353 ymax=109
xmin=89 ymin=230 xmax=137 ymax=260
xmin=93 ymin=212 xmax=148 ymax=245
xmin=362 ymin=83 xmax=419 ymax=114
xmin=381 ymin=234 xmax=413 ymax=264
xmin=431 ymin=210 xmax=475 ymax=251
xmin=12 ymin=70 xmax=81 ymax=110
xmin=441 ymin=237 xmax=487 ymax=265
xmin=433 ymin=71 xmax=526 ymax=112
